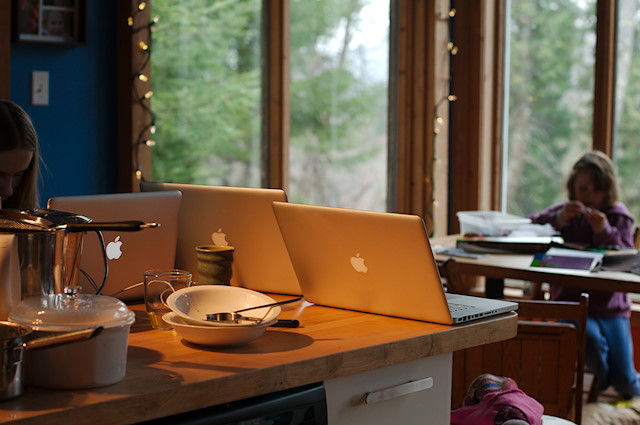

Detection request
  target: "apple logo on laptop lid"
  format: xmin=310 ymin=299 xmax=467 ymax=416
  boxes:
xmin=350 ymin=253 xmax=368 ymax=273
xmin=106 ymin=236 xmax=123 ymax=260
xmin=211 ymin=228 xmax=229 ymax=246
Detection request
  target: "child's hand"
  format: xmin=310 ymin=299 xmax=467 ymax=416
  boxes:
xmin=561 ymin=201 xmax=585 ymax=221
xmin=584 ymin=207 xmax=607 ymax=232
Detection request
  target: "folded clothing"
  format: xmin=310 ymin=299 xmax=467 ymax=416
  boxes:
xmin=451 ymin=374 xmax=544 ymax=425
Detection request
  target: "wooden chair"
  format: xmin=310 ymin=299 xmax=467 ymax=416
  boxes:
xmin=438 ymin=257 xmax=466 ymax=295
xmin=443 ymin=258 xmax=588 ymax=424
xmin=634 ymin=227 xmax=640 ymax=249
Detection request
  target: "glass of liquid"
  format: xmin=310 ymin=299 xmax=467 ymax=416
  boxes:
xmin=143 ymin=269 xmax=192 ymax=329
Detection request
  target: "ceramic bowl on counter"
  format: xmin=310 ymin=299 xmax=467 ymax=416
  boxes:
xmin=163 ymin=312 xmax=275 ymax=346
xmin=165 ymin=285 xmax=282 ymax=327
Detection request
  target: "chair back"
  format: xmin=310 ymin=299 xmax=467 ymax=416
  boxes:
xmin=452 ymin=293 xmax=588 ymax=425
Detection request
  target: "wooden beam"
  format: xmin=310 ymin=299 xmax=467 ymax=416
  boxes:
xmin=449 ymin=0 xmax=484 ymax=232
xmin=393 ymin=0 xmax=445 ymax=235
xmin=0 ymin=0 xmax=11 ymax=99
xmin=592 ymin=0 xmax=616 ymax=156
xmin=262 ymin=0 xmax=289 ymax=190
xmin=117 ymin=0 xmax=152 ymax=192
xmin=488 ymin=0 xmax=504 ymax=210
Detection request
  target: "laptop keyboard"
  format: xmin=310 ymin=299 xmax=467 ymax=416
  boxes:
xmin=448 ymin=302 xmax=473 ymax=312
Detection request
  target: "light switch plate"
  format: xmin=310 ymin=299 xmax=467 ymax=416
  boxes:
xmin=31 ymin=71 xmax=49 ymax=106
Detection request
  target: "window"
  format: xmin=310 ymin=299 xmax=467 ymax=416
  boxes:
xmin=502 ymin=0 xmax=640 ymax=224
xmin=151 ymin=0 xmax=263 ymax=188
xmin=150 ymin=0 xmax=389 ymax=211
xmin=288 ymin=0 xmax=389 ymax=210
xmin=503 ymin=0 xmax=596 ymax=217
xmin=121 ymin=0 xmax=450 ymax=235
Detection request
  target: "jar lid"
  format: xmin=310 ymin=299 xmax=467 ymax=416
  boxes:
xmin=9 ymin=293 xmax=135 ymax=331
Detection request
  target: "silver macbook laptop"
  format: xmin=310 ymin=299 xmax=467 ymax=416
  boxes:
xmin=272 ymin=202 xmax=518 ymax=325
xmin=47 ymin=191 xmax=182 ymax=301
xmin=140 ymin=182 xmax=302 ymax=295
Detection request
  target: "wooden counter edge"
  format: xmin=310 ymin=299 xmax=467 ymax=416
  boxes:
xmin=8 ymin=312 xmax=516 ymax=425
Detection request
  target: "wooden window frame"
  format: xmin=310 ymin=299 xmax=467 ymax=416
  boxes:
xmin=0 ymin=1 xmax=620 ymax=234
xmin=118 ymin=0 xmax=450 ymax=233
xmin=393 ymin=0 xmax=451 ymax=235
xmin=117 ymin=0 xmax=152 ymax=193
xmin=1 ymin=0 xmax=12 ymax=99
xmin=448 ymin=0 xmax=504 ymax=233
xmin=593 ymin=0 xmax=616 ymax=157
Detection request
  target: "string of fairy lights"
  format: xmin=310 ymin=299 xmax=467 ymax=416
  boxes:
xmin=128 ymin=1 xmax=158 ymax=182
xmin=435 ymin=7 xmax=458 ymax=130
xmin=432 ymin=7 xmax=457 ymax=229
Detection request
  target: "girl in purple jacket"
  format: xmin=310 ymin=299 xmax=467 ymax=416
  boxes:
xmin=529 ymin=150 xmax=640 ymax=399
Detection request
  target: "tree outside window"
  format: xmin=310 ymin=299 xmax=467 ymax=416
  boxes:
xmin=151 ymin=0 xmax=389 ymax=212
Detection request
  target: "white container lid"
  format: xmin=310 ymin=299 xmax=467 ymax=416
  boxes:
xmin=9 ymin=293 xmax=135 ymax=331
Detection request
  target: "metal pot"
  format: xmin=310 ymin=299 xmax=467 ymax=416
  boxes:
xmin=0 ymin=320 xmax=102 ymax=401
xmin=0 ymin=208 xmax=157 ymax=300
xmin=9 ymin=290 xmax=135 ymax=390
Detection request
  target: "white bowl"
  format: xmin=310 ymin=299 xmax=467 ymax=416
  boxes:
xmin=165 ymin=285 xmax=281 ymax=327
xmin=163 ymin=312 xmax=271 ymax=346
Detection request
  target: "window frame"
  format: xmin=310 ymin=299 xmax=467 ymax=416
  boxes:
xmin=0 ymin=1 xmax=620 ymax=234
xmin=0 ymin=1 xmax=10 ymax=99
xmin=116 ymin=0 xmax=450 ymax=235
xmin=593 ymin=0 xmax=616 ymax=157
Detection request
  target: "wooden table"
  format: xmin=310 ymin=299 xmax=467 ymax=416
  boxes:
xmin=0 ymin=298 xmax=517 ymax=425
xmin=432 ymin=234 xmax=640 ymax=294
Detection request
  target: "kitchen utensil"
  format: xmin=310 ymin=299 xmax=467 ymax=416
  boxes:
xmin=205 ymin=312 xmax=263 ymax=325
xmin=206 ymin=297 xmax=302 ymax=323
xmin=162 ymin=312 xmax=275 ymax=347
xmin=166 ymin=285 xmax=283 ymax=327
xmin=0 ymin=208 xmax=158 ymax=233
xmin=0 ymin=321 xmax=102 ymax=401
xmin=270 ymin=319 xmax=300 ymax=328
xmin=0 ymin=208 xmax=158 ymax=299
xmin=203 ymin=312 xmax=301 ymax=327
xmin=8 ymin=291 xmax=135 ymax=389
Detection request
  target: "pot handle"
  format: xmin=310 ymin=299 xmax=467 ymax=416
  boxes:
xmin=23 ymin=326 xmax=104 ymax=351
xmin=65 ymin=221 xmax=160 ymax=232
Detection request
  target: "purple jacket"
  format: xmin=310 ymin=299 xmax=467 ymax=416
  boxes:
xmin=528 ymin=202 xmax=635 ymax=318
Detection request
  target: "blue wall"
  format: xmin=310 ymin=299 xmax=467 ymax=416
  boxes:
xmin=9 ymin=3 xmax=118 ymax=207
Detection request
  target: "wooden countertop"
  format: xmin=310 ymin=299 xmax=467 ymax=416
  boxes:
xmin=0 ymin=298 xmax=517 ymax=425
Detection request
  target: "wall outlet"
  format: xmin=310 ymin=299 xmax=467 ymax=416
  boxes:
xmin=31 ymin=71 xmax=49 ymax=106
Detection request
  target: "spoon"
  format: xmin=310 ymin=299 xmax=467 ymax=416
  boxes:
xmin=205 ymin=296 xmax=302 ymax=323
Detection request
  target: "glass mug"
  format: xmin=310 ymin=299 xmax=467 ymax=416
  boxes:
xmin=143 ymin=269 xmax=192 ymax=329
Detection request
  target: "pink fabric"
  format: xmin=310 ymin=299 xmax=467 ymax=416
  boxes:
xmin=451 ymin=374 xmax=544 ymax=425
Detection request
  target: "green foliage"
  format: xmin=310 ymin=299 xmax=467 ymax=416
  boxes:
xmin=508 ymin=0 xmax=640 ymax=224
xmin=151 ymin=0 xmax=262 ymax=186
xmin=151 ymin=0 xmax=388 ymax=209
xmin=506 ymin=0 xmax=595 ymax=216
xmin=288 ymin=0 xmax=388 ymax=207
